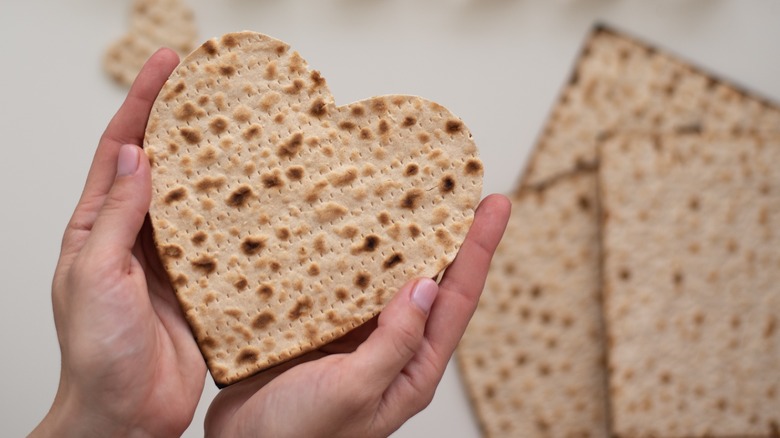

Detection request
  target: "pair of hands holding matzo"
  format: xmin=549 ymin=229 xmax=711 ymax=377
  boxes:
xmin=30 ymin=49 xmax=509 ymax=437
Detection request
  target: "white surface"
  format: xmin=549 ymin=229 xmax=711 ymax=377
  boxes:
xmin=1 ymin=1 xmax=779 ymax=436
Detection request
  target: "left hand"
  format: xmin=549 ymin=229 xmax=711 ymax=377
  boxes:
xmin=31 ymin=49 xmax=207 ymax=438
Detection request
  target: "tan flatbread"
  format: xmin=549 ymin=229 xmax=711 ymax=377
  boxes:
xmin=600 ymin=131 xmax=780 ymax=437
xmin=523 ymin=24 xmax=780 ymax=187
xmin=144 ymin=32 xmax=483 ymax=386
xmin=458 ymin=171 xmax=609 ymax=438
xmin=104 ymin=0 xmax=198 ymax=86
xmin=458 ymin=24 xmax=780 ymax=438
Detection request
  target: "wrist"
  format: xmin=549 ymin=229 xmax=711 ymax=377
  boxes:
xmin=30 ymin=385 xmax=152 ymax=438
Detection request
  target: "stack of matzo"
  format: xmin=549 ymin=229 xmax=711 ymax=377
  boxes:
xmin=145 ymin=32 xmax=483 ymax=386
xmin=458 ymin=24 xmax=780 ymax=438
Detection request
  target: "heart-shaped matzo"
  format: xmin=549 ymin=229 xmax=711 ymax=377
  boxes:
xmin=144 ymin=31 xmax=483 ymax=386
xmin=104 ymin=0 xmax=198 ymax=86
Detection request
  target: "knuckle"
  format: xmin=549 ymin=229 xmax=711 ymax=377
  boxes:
xmin=416 ymin=387 xmax=436 ymax=410
xmin=403 ymin=376 xmax=436 ymax=415
xmin=390 ymin=323 xmax=423 ymax=360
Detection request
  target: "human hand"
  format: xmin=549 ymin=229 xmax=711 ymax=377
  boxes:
xmin=31 ymin=49 xmax=207 ymax=437
xmin=204 ymin=194 xmax=511 ymax=438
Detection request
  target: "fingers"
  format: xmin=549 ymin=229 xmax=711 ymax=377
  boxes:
xmin=427 ymin=194 xmax=510 ymax=355
xmin=84 ymin=49 xmax=179 ymax=201
xmin=349 ymin=278 xmax=439 ymax=391
xmin=83 ymin=144 xmax=152 ymax=259
xmin=363 ymin=195 xmax=509 ymax=431
xmin=62 ymin=49 xmax=179 ymax=257
xmin=344 ymin=195 xmax=509 ymax=399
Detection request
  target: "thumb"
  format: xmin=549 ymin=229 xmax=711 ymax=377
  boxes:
xmin=87 ymin=144 xmax=151 ymax=255
xmin=349 ymin=278 xmax=439 ymax=391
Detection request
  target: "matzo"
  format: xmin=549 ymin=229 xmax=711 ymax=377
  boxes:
xmin=144 ymin=31 xmax=483 ymax=386
xmin=458 ymin=23 xmax=780 ymax=438
xmin=523 ymin=24 xmax=780 ymax=187
xmin=600 ymin=132 xmax=780 ymax=437
xmin=104 ymin=0 xmax=198 ymax=86
xmin=458 ymin=171 xmax=609 ymax=438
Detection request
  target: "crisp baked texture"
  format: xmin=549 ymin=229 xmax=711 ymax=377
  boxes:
xmin=458 ymin=171 xmax=609 ymax=438
xmin=523 ymin=25 xmax=780 ymax=187
xmin=144 ymin=31 xmax=483 ymax=385
xmin=457 ymin=24 xmax=780 ymax=438
xmin=104 ymin=0 xmax=198 ymax=86
xmin=600 ymin=131 xmax=780 ymax=438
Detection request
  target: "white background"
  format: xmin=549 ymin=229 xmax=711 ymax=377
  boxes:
xmin=1 ymin=1 xmax=779 ymax=436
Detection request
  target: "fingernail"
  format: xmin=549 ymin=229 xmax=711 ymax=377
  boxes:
xmin=117 ymin=144 xmax=140 ymax=177
xmin=411 ymin=278 xmax=438 ymax=314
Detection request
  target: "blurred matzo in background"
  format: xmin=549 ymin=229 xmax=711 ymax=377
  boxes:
xmin=458 ymin=24 xmax=780 ymax=438
xmin=104 ymin=0 xmax=198 ymax=86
